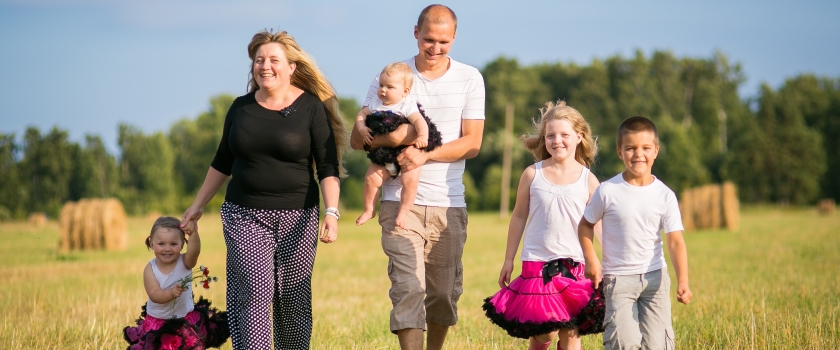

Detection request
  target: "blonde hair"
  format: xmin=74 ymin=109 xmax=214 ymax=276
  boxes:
xmin=145 ymin=216 xmax=186 ymax=250
xmin=521 ymin=100 xmax=598 ymax=167
xmin=381 ymin=62 xmax=414 ymax=90
xmin=247 ymin=30 xmax=349 ymax=177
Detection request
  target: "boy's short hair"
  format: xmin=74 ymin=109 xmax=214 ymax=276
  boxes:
xmin=616 ymin=116 xmax=659 ymax=148
xmin=381 ymin=62 xmax=414 ymax=90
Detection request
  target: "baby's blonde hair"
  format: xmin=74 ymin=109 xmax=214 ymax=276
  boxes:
xmin=381 ymin=62 xmax=414 ymax=91
xmin=521 ymin=100 xmax=598 ymax=167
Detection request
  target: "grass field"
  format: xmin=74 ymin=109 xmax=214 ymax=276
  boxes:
xmin=1 ymin=207 xmax=838 ymax=349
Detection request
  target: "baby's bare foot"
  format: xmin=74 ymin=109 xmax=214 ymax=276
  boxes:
xmin=356 ymin=211 xmax=376 ymax=226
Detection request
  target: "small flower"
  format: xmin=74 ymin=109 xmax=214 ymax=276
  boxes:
xmin=203 ymin=267 xmax=209 ymax=276
xmin=202 ymin=280 xmax=210 ymax=289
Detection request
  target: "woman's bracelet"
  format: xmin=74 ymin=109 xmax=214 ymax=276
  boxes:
xmin=325 ymin=207 xmax=341 ymax=220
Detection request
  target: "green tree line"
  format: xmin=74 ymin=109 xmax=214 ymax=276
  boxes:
xmin=1 ymin=51 xmax=838 ymax=220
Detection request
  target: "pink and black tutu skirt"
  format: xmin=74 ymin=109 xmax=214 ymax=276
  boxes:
xmin=123 ymin=296 xmax=230 ymax=350
xmin=364 ymin=104 xmax=442 ymax=177
xmin=482 ymin=259 xmax=605 ymax=338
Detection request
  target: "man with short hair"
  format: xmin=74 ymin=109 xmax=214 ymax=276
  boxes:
xmin=350 ymin=4 xmax=485 ymax=350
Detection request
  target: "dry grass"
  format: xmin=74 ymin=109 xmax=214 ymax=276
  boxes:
xmin=1 ymin=207 xmax=838 ymax=349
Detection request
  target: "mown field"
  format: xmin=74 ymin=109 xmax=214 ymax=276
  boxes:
xmin=1 ymin=207 xmax=838 ymax=349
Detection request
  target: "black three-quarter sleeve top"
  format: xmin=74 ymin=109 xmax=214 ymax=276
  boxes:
xmin=210 ymin=91 xmax=339 ymax=210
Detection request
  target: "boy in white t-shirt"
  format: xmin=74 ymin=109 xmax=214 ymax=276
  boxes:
xmin=578 ymin=116 xmax=692 ymax=349
xmin=354 ymin=62 xmax=432 ymax=229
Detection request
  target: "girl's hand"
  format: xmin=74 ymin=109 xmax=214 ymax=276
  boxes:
xmin=180 ymin=220 xmax=198 ymax=236
xmin=498 ymin=260 xmax=514 ymax=288
xmin=169 ymin=285 xmax=185 ymax=299
xmin=585 ymin=259 xmax=603 ymax=289
xmin=319 ymin=215 xmax=338 ymax=243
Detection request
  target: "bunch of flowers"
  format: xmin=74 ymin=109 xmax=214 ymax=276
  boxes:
xmin=178 ymin=265 xmax=218 ymax=290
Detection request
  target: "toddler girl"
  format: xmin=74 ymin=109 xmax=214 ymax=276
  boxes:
xmin=483 ymin=101 xmax=605 ymax=350
xmin=354 ymin=62 xmax=442 ymax=228
xmin=123 ymin=217 xmax=228 ymax=350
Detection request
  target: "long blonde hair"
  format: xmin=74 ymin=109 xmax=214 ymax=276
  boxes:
xmin=247 ymin=30 xmax=349 ymax=177
xmin=521 ymin=100 xmax=598 ymax=167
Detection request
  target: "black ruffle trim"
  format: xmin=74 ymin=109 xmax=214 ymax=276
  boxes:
xmin=122 ymin=296 xmax=230 ymax=349
xmin=481 ymin=282 xmax=606 ymax=338
xmin=364 ymin=104 xmax=443 ymax=178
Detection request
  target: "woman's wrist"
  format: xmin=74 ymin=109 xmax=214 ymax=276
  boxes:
xmin=324 ymin=207 xmax=340 ymax=220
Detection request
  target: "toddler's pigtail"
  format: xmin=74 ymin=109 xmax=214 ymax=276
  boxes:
xmin=144 ymin=236 xmax=152 ymax=250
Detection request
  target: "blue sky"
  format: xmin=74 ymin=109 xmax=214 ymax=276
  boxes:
xmin=1 ymin=0 xmax=838 ymax=153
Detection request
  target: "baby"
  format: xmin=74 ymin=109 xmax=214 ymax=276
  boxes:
xmin=354 ymin=62 xmax=440 ymax=229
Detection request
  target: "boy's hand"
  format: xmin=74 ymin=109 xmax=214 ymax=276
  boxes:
xmin=355 ymin=122 xmax=374 ymax=145
xmin=498 ymin=260 xmax=514 ymax=288
xmin=584 ymin=259 xmax=603 ymax=289
xmin=677 ymin=282 xmax=692 ymax=304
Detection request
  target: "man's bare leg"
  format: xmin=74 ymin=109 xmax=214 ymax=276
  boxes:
xmin=427 ymin=322 xmax=449 ymax=350
xmin=397 ymin=328 xmax=423 ymax=350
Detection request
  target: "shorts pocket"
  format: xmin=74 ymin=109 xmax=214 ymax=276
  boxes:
xmin=602 ymin=275 xmax=618 ymax=297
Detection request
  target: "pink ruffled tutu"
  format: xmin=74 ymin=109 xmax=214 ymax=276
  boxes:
xmin=123 ymin=296 xmax=229 ymax=350
xmin=482 ymin=260 xmax=605 ymax=338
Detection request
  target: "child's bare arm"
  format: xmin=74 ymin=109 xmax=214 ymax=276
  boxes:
xmin=667 ymin=230 xmax=692 ymax=304
xmin=352 ymin=107 xmax=374 ymax=147
xmin=405 ymin=111 xmax=429 ymax=148
xmin=499 ymin=167 xmax=535 ymax=288
xmin=144 ymin=263 xmax=184 ymax=304
xmin=182 ymin=222 xmax=200 ymax=270
xmin=578 ymin=218 xmax=602 ymax=288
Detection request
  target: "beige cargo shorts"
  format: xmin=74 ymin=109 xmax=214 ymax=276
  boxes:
xmin=378 ymin=201 xmax=468 ymax=333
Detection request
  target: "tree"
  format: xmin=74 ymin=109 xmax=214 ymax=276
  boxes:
xmin=118 ymin=124 xmax=176 ymax=214
xmin=0 ymin=134 xmax=25 ymax=219
xmin=20 ymin=127 xmax=77 ymax=216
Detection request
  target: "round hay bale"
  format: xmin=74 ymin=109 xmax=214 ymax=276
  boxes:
xmin=101 ymin=199 xmax=128 ymax=251
xmin=709 ymin=184 xmax=722 ymax=230
xmin=28 ymin=212 xmax=47 ymax=227
xmin=680 ymin=189 xmax=695 ymax=232
xmin=818 ymin=199 xmax=835 ymax=216
xmin=59 ymin=203 xmax=76 ymax=252
xmin=722 ymin=182 xmax=739 ymax=231
xmin=70 ymin=200 xmax=87 ymax=250
xmin=57 ymin=198 xmax=128 ymax=251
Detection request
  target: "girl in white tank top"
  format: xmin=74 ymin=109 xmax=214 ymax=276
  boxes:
xmin=123 ymin=217 xmax=230 ymax=349
xmin=483 ymin=101 xmax=605 ymax=350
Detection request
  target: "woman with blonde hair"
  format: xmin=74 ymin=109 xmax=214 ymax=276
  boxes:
xmin=180 ymin=30 xmax=349 ymax=349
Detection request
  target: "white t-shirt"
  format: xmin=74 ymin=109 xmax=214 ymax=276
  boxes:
xmin=145 ymin=255 xmax=194 ymax=319
xmin=368 ymin=97 xmax=420 ymax=118
xmin=583 ymin=174 xmax=684 ymax=275
xmin=520 ymin=162 xmax=589 ymax=263
xmin=363 ymin=57 xmax=485 ymax=207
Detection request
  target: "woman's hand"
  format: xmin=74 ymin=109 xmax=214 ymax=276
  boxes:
xmin=319 ymin=215 xmax=338 ymax=243
xmin=180 ymin=205 xmax=203 ymax=234
xmin=498 ymin=260 xmax=515 ymax=288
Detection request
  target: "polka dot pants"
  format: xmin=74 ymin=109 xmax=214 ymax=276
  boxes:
xmin=221 ymin=201 xmax=319 ymax=350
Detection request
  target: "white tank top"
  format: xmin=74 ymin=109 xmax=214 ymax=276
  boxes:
xmin=145 ymin=255 xmax=194 ymax=319
xmin=520 ymin=161 xmax=589 ymax=263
